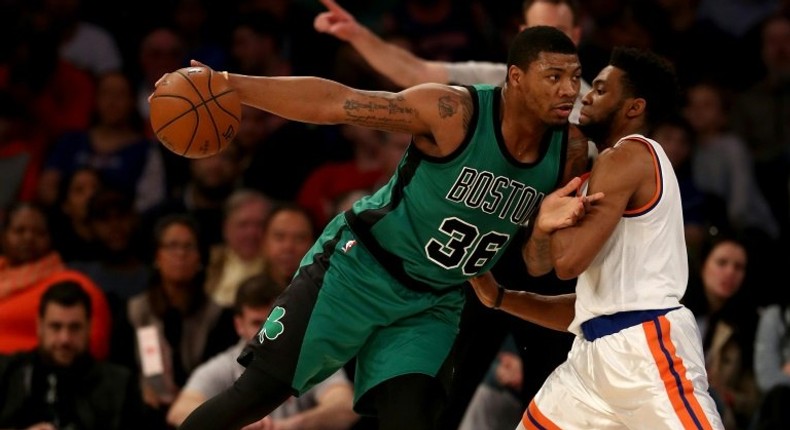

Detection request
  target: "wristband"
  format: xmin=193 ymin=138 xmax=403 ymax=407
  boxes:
xmin=493 ymin=284 xmax=505 ymax=310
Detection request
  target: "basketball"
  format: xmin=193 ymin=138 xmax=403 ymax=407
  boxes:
xmin=149 ymin=67 xmax=242 ymax=159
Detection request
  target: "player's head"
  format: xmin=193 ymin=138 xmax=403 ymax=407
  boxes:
xmin=506 ymin=26 xmax=580 ymax=125
xmin=521 ymin=0 xmax=582 ymax=46
xmin=578 ymin=47 xmax=678 ymax=147
xmin=233 ymin=273 xmax=282 ymax=340
xmin=37 ymin=281 xmax=92 ymax=367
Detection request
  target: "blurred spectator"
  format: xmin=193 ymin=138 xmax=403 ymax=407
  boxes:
xmin=379 ymin=0 xmax=493 ymax=63
xmin=141 ymin=149 xmax=241 ymax=255
xmin=650 ymin=114 xmax=714 ymax=271
xmin=173 ymin=0 xmax=228 ymax=71
xmin=38 ymin=71 xmax=166 ymax=213
xmin=297 ymin=126 xmax=408 ymax=229
xmin=229 ymin=12 xmax=291 ymax=77
xmin=0 ymin=281 xmax=143 ymax=430
xmin=38 ymin=0 xmax=123 ymax=76
xmin=127 ymin=214 xmax=235 ymax=412
xmin=136 ymin=27 xmax=187 ymax=123
xmin=683 ymin=80 xmax=779 ymax=241
xmin=457 ymin=335 xmax=522 ymax=430
xmin=752 ymin=296 xmax=790 ymax=429
xmin=71 ymin=188 xmax=146 ymax=301
xmin=260 ymin=204 xmax=315 ymax=290
xmin=649 ymin=0 xmax=743 ymax=88
xmin=48 ymin=167 xmax=101 ymax=263
xmin=0 ymin=20 xmax=94 ymax=143
xmin=684 ymin=235 xmax=760 ymax=430
xmin=204 ymin=189 xmax=271 ymax=308
xmin=70 ymin=187 xmax=149 ymax=370
xmin=0 ymin=92 xmax=49 ymax=209
xmin=730 ymin=12 xmax=790 ymax=245
xmin=167 ymin=273 xmax=358 ymax=429
xmin=0 ymin=201 xmax=111 ymax=360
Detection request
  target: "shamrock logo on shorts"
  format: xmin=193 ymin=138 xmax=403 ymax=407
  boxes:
xmin=257 ymin=306 xmax=286 ymax=344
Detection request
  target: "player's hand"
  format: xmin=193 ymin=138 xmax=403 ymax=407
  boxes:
xmin=148 ymin=60 xmax=215 ymax=104
xmin=535 ymin=177 xmax=603 ymax=234
xmin=314 ymin=0 xmax=363 ymax=42
xmin=468 ymin=272 xmax=501 ymax=309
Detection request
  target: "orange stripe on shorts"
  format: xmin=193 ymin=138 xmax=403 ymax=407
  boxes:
xmin=522 ymin=399 xmax=562 ymax=430
xmin=643 ymin=316 xmax=713 ymax=430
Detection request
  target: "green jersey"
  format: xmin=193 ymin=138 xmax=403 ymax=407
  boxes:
xmin=346 ymin=84 xmax=568 ymax=291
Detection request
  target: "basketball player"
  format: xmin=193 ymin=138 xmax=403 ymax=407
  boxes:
xmin=470 ymin=47 xmax=725 ymax=429
xmin=316 ymin=3 xmax=594 ymax=426
xmin=170 ymin=26 xmax=589 ymax=430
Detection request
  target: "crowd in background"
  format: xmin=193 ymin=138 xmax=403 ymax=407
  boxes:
xmin=1 ymin=0 xmax=790 ymax=429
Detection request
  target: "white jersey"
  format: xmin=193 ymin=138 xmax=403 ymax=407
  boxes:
xmin=568 ymin=134 xmax=688 ymax=336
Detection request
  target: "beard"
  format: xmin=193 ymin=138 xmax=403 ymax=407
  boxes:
xmin=577 ymin=111 xmax=617 ymax=150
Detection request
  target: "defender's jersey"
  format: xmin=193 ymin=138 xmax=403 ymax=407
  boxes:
xmin=347 ymin=85 xmax=567 ymax=291
xmin=568 ymin=134 xmax=688 ymax=336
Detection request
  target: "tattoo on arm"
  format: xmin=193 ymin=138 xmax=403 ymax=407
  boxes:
xmin=342 ymin=95 xmax=417 ymax=133
xmin=524 ymin=233 xmax=553 ymax=275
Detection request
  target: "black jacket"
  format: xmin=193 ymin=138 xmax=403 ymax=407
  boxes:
xmin=0 ymin=350 xmax=143 ymax=430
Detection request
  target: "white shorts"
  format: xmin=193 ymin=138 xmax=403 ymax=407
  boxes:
xmin=516 ymin=307 xmax=723 ymax=430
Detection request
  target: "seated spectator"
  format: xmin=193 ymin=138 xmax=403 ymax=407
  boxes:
xmin=260 ymin=204 xmax=315 ymax=290
xmin=0 ymin=281 xmax=143 ymax=430
xmin=48 ymin=166 xmax=102 ymax=263
xmin=70 ymin=188 xmax=150 ymax=369
xmin=458 ymin=335 xmax=523 ymax=430
xmin=684 ymin=235 xmax=760 ymax=429
xmin=0 ymin=201 xmax=110 ymax=360
xmin=752 ymin=296 xmax=790 ymax=430
xmin=141 ymin=146 xmax=241 ymax=253
xmin=297 ymin=125 xmax=406 ymax=229
xmin=204 ymin=189 xmax=271 ymax=307
xmin=127 ymin=214 xmax=236 ymax=412
xmin=38 ymin=71 xmax=166 ymax=212
xmin=167 ymin=273 xmax=358 ymax=429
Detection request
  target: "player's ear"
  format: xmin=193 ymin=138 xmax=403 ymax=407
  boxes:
xmin=507 ymin=65 xmax=522 ymax=86
xmin=624 ymin=98 xmax=646 ymax=119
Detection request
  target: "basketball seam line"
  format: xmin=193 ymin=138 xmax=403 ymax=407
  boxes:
xmin=175 ymin=69 xmax=221 ymax=157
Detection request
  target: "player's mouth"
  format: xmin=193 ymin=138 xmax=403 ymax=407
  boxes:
xmin=554 ymin=104 xmax=574 ymax=117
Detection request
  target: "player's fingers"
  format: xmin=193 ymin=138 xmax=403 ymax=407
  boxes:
xmin=190 ymin=59 xmax=209 ymax=69
xmin=319 ymin=0 xmax=351 ymax=19
xmin=314 ymin=13 xmax=331 ymax=32
xmin=556 ymin=176 xmax=582 ymax=196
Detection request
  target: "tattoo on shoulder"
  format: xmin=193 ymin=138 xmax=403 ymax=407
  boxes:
xmin=438 ymin=94 xmax=473 ymax=133
xmin=342 ymin=95 xmax=416 ymax=132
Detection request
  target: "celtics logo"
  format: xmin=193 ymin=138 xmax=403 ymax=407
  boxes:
xmin=257 ymin=306 xmax=286 ymax=344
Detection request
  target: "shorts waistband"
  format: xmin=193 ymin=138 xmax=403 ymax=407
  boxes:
xmin=581 ymin=307 xmax=680 ymax=341
xmin=343 ymin=210 xmax=457 ymax=296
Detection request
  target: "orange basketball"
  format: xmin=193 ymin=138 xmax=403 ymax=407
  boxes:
xmin=149 ymin=67 xmax=241 ymax=159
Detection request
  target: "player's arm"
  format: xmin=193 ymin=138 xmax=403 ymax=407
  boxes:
xmin=226 ymin=71 xmax=471 ymax=157
xmin=314 ymin=0 xmax=449 ymax=88
xmin=522 ymin=176 xmax=603 ymax=277
xmin=274 ymin=383 xmax=357 ymax=430
xmin=549 ymin=139 xmax=653 ymax=280
xmin=469 ymin=272 xmax=575 ymax=332
xmin=167 ymin=390 xmax=207 ymax=427
xmin=523 ymin=126 xmax=594 ymax=276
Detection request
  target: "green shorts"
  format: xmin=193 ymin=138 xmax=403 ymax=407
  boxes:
xmin=248 ymin=214 xmax=465 ymax=413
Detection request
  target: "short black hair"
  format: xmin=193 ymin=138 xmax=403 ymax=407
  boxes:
xmin=609 ymin=47 xmax=679 ymax=127
xmin=507 ymin=25 xmax=577 ymax=71
xmin=38 ymin=281 xmax=92 ymax=319
xmin=522 ymin=0 xmax=582 ymax=26
xmin=233 ymin=273 xmax=282 ymax=315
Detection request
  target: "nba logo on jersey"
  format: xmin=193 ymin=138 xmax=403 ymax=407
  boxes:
xmin=342 ymin=240 xmax=356 ymax=253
